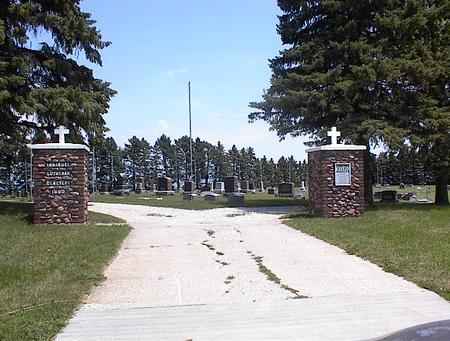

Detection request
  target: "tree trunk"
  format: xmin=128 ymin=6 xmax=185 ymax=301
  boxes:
xmin=366 ymin=150 xmax=375 ymax=206
xmin=434 ymin=163 xmax=449 ymax=205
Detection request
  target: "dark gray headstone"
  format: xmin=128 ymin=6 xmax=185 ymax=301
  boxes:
xmin=157 ymin=176 xmax=172 ymax=192
xmin=240 ymin=180 xmax=249 ymax=193
xmin=278 ymin=182 xmax=294 ymax=197
xmin=381 ymin=190 xmax=397 ymax=203
xmin=224 ymin=176 xmax=239 ymax=193
xmin=184 ymin=180 xmax=193 ymax=192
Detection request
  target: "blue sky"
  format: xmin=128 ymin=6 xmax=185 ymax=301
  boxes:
xmin=81 ymin=0 xmax=309 ymax=160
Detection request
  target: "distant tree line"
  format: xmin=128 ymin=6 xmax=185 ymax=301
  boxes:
xmin=0 ymin=132 xmax=306 ymax=195
xmin=92 ymin=135 xmax=307 ymax=192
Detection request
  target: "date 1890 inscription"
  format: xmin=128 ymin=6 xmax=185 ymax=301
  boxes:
xmin=45 ymin=160 xmax=74 ymax=195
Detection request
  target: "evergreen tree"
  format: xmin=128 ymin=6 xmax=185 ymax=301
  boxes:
xmin=155 ymin=134 xmax=176 ymax=178
xmin=174 ymin=136 xmax=191 ymax=182
xmin=268 ymin=158 xmax=277 ymax=186
xmin=228 ymin=145 xmax=240 ymax=177
xmin=95 ymin=136 xmax=120 ymax=191
xmin=276 ymin=156 xmax=290 ymax=183
xmin=210 ymin=141 xmax=228 ymax=182
xmin=124 ymin=136 xmax=148 ymax=191
xmin=0 ymin=0 xmax=116 ymax=141
xmin=250 ymin=0 xmax=450 ymax=204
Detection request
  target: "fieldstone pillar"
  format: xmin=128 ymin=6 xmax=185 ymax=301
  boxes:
xmin=307 ymin=128 xmax=368 ymax=217
xmin=29 ymin=129 xmax=90 ymax=224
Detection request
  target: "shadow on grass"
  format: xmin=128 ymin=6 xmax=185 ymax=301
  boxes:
xmin=282 ymin=202 xmax=445 ymax=220
xmin=0 ymin=201 xmax=32 ymax=223
xmin=369 ymin=202 xmax=439 ymax=212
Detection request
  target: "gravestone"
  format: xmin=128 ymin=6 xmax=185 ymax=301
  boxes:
xmin=184 ymin=180 xmax=193 ymax=193
xmin=135 ymin=179 xmax=144 ymax=193
xmin=307 ymin=127 xmax=369 ymax=217
xmin=29 ymin=126 xmax=89 ymax=224
xmin=112 ymin=173 xmax=130 ymax=196
xmin=157 ymin=176 xmax=172 ymax=192
xmin=240 ymin=180 xmax=249 ymax=193
xmin=156 ymin=176 xmax=174 ymax=195
xmin=374 ymin=191 xmax=382 ymax=201
xmin=224 ymin=176 xmax=239 ymax=193
xmin=278 ymin=182 xmax=294 ymax=197
xmin=381 ymin=190 xmax=397 ymax=203
xmin=214 ymin=181 xmax=225 ymax=193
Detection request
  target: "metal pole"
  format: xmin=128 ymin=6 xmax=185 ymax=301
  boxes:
xmin=188 ymin=81 xmax=193 ymax=181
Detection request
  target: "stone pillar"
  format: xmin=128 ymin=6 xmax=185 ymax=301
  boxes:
xmin=307 ymin=146 xmax=368 ymax=217
xmin=30 ymin=145 xmax=90 ymax=224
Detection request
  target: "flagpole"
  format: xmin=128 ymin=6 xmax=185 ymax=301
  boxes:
xmin=188 ymin=81 xmax=193 ymax=181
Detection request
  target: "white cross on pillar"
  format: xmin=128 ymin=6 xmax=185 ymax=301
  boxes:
xmin=55 ymin=125 xmax=69 ymax=144
xmin=327 ymin=127 xmax=341 ymax=145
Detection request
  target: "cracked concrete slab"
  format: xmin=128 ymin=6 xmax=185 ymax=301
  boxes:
xmin=57 ymin=203 xmax=450 ymax=340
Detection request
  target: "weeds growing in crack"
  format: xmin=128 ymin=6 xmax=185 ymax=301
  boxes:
xmin=224 ymin=275 xmax=235 ymax=285
xmin=216 ymin=260 xmax=230 ymax=266
xmin=201 ymin=241 xmax=215 ymax=251
xmin=249 ymin=250 xmax=308 ymax=299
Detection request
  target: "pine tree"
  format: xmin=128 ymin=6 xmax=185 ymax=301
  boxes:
xmin=250 ymin=0 xmax=450 ymax=204
xmin=0 ymin=0 xmax=115 ymax=141
xmin=210 ymin=141 xmax=228 ymax=182
xmin=124 ymin=136 xmax=148 ymax=191
xmin=155 ymin=135 xmax=176 ymax=178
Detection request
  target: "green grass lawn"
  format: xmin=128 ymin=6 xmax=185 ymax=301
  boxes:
xmin=285 ymin=204 xmax=450 ymax=300
xmin=94 ymin=192 xmax=307 ymax=210
xmin=0 ymin=202 xmax=129 ymax=341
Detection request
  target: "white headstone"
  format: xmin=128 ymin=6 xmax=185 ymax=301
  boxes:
xmin=215 ymin=181 xmax=225 ymax=193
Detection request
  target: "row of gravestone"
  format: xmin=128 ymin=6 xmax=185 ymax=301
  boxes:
xmin=151 ymin=175 xmax=297 ymax=197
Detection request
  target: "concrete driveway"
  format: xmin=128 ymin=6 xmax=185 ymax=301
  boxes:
xmin=57 ymin=203 xmax=450 ymax=340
